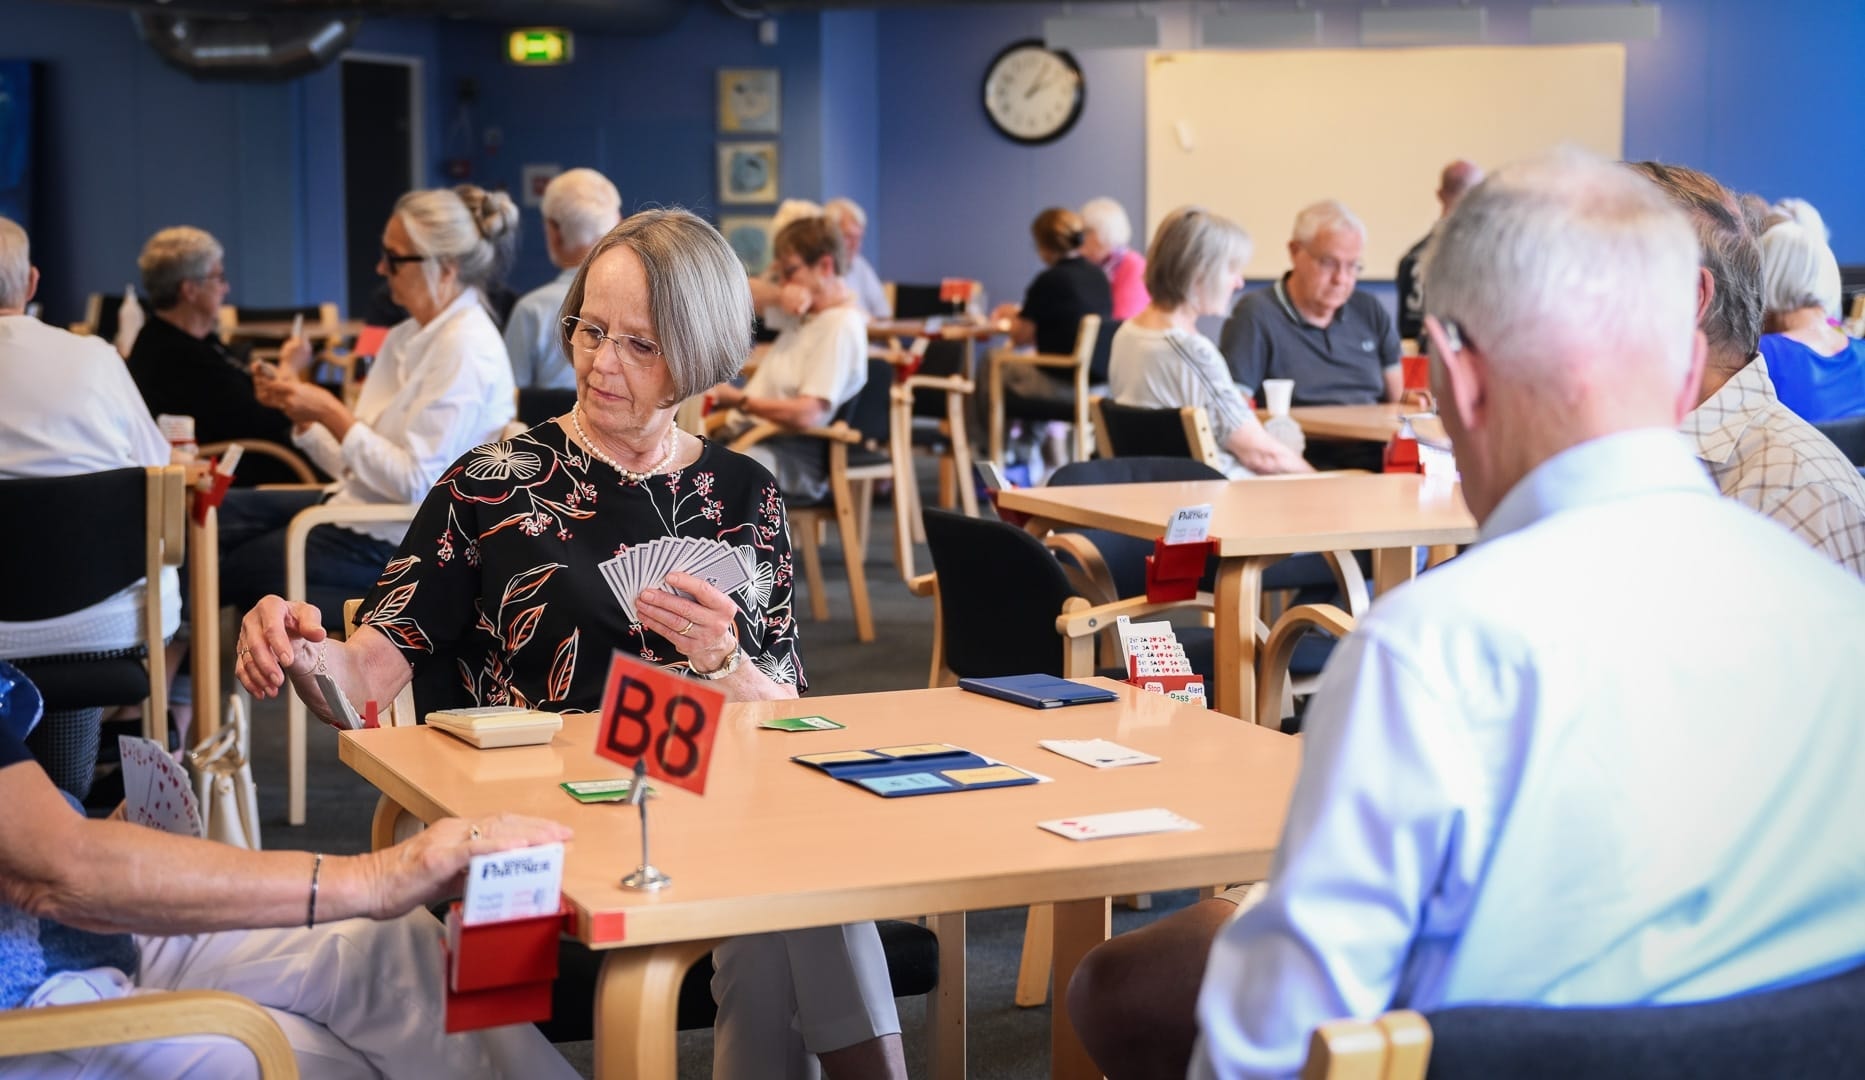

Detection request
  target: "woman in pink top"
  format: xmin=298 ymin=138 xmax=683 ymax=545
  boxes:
xmin=1081 ymin=197 xmax=1150 ymax=320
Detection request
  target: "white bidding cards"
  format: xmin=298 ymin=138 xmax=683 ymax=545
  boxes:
xmin=1039 ymin=808 xmax=1201 ymax=841
xmin=598 ymin=537 xmax=756 ymax=626
xmin=462 ymin=841 xmax=565 ymax=926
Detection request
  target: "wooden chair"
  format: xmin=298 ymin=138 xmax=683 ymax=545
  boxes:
xmin=68 ymin=289 xmax=145 ymax=357
xmin=198 ymin=439 xmax=319 ymax=485
xmin=1257 ymin=603 xmax=1356 ymax=730
xmin=281 ymin=502 xmax=419 ymax=825
xmin=886 ymin=341 xmax=979 ymax=581
xmin=0 ymin=989 xmax=297 ymax=1077
xmin=912 ymin=507 xmax=1218 ymax=1006
xmin=0 ymin=466 xmax=186 ymax=756
xmin=988 ymin=314 xmax=1112 ymax=466
xmin=726 ymin=357 xmax=895 ymax=644
xmin=1091 ymin=397 xmax=1222 ymax=465
xmin=1813 ymin=414 xmax=1865 ymax=469
xmin=1302 ymin=956 xmax=1865 ymax=1078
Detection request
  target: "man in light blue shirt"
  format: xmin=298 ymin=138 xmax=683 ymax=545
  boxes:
xmin=825 ymin=197 xmax=892 ymax=320
xmin=504 ymin=168 xmax=621 ymax=389
xmin=1070 ymin=149 xmax=1865 ymax=1080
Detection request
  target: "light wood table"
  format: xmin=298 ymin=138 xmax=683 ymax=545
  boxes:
xmin=228 ymin=318 xmax=365 ymax=343
xmin=997 ymin=474 xmax=1478 ymax=723
xmin=1283 ymin=402 xmax=1408 ymax=443
xmin=868 ymin=317 xmax=1007 ymax=379
xmin=338 ymin=682 xmax=1301 ymax=1080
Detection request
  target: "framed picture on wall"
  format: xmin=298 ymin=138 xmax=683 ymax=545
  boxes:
xmin=718 ymin=68 xmax=780 ymax=133
xmin=0 ymin=62 xmax=37 ymax=230
xmin=718 ymin=142 xmax=779 ymax=205
xmin=720 ymin=215 xmax=775 ymax=275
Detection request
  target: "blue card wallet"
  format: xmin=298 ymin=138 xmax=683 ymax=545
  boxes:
xmin=793 ymin=743 xmax=1039 ymax=798
xmin=957 ymin=674 xmax=1120 ymax=709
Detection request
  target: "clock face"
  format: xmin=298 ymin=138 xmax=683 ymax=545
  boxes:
xmin=983 ymin=40 xmax=1085 ymax=146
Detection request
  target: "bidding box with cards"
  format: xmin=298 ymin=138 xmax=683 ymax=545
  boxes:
xmin=443 ymin=841 xmax=569 ymax=1032
xmin=1117 ymin=615 xmax=1207 ymax=708
xmin=599 ymin=536 xmax=756 ymax=626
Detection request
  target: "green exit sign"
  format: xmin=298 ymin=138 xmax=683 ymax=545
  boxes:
xmin=506 ymin=28 xmax=573 ymax=66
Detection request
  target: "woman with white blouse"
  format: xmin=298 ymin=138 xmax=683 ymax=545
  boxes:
xmin=1108 ymin=206 xmax=1310 ymax=477
xmin=218 ymin=185 xmax=519 ymax=629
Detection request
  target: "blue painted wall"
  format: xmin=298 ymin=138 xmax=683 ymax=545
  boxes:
xmin=8 ymin=0 xmax=1865 ymax=324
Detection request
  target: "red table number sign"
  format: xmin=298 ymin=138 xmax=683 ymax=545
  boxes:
xmin=595 ymin=651 xmax=724 ymax=795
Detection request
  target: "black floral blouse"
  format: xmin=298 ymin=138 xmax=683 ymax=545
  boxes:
xmin=356 ymin=421 xmax=805 ymax=709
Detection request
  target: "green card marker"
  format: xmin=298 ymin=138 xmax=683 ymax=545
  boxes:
xmin=760 ymin=715 xmax=846 ymax=732
xmin=561 ymin=778 xmax=657 ymax=804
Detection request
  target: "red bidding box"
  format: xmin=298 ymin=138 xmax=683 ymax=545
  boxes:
xmin=595 ymin=650 xmax=725 ymax=795
xmin=1401 ymin=354 xmax=1430 ymax=392
xmin=1144 ymin=538 xmax=1215 ymax=603
xmin=443 ymin=901 xmax=570 ymax=1033
xmin=1384 ymin=436 xmax=1422 ymax=474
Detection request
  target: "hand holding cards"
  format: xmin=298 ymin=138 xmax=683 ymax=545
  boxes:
xmin=599 ymin=537 xmax=755 ymax=626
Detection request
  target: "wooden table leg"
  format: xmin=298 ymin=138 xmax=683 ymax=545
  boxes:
xmin=369 ymin=794 xmax=412 ymax=851
xmin=1372 ymin=547 xmax=1418 ymax=597
xmin=926 ymin=912 xmax=968 ymax=1080
xmin=1049 ymin=897 xmax=1111 ymax=1080
xmin=1213 ymin=557 xmax=1266 ymax=723
xmin=593 ymin=939 xmax=721 ymax=1080
xmin=188 ymin=511 xmax=221 ymax=744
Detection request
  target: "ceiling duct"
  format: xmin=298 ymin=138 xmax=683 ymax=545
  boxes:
xmin=135 ymin=13 xmax=360 ymax=81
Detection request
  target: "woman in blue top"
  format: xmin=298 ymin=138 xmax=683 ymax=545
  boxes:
xmin=1756 ymin=222 xmax=1865 ymax=422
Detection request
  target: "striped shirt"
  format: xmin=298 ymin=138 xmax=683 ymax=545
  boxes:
xmin=1108 ymin=321 xmax=1256 ymax=479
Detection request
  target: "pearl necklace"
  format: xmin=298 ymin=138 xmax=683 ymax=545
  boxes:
xmin=569 ymin=404 xmax=678 ymax=484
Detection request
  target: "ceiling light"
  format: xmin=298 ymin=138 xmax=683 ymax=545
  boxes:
xmin=1044 ymin=11 xmax=1163 ymax=51
xmin=1360 ymin=7 xmax=1488 ymax=47
xmin=1198 ymin=9 xmax=1324 ymax=49
xmin=1530 ymin=3 xmax=1660 ymax=44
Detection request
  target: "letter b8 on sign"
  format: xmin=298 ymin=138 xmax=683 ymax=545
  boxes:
xmin=595 ymin=651 xmax=724 ymax=795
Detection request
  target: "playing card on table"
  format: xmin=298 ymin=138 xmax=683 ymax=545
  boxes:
xmin=119 ymin=735 xmax=205 ymax=838
xmin=1038 ymin=738 xmax=1161 ymax=769
xmin=1039 ymin=807 xmax=1200 ymax=841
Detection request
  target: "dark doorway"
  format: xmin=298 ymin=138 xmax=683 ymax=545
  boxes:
xmin=341 ymin=58 xmax=415 ymax=318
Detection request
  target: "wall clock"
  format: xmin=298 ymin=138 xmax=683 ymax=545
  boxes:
xmin=982 ymin=39 xmax=1085 ymax=146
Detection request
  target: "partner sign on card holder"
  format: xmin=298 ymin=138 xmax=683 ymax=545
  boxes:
xmin=595 ymin=650 xmax=724 ymax=795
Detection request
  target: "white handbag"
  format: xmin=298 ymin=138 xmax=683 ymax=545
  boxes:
xmin=187 ymin=693 xmax=263 ymax=850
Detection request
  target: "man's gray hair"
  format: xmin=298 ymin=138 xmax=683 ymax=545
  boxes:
xmin=542 ymin=168 xmax=622 ymax=252
xmin=823 ymin=197 xmax=868 ymax=232
xmin=138 ymin=226 xmax=223 ymax=309
xmin=1772 ymin=197 xmax=1829 ymax=243
xmin=1291 ymin=199 xmax=1366 ymax=246
xmin=1626 ymin=161 xmax=1763 ymax=363
xmin=558 ymin=208 xmax=753 ymax=406
xmin=1080 ymin=197 xmax=1133 ymax=251
xmin=1422 ymin=148 xmax=1700 ymax=383
xmin=1760 ymin=221 xmax=1842 ymax=320
xmin=1144 ymin=206 xmax=1251 ymax=312
xmin=0 ymin=217 xmax=28 ymax=310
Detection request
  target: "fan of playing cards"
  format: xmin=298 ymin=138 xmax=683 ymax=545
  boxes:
xmin=599 ymin=537 xmax=757 ymax=626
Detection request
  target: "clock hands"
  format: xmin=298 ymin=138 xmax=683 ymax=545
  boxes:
xmin=1024 ymin=68 xmax=1054 ymax=99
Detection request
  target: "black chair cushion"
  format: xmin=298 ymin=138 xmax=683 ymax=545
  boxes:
xmin=923 ymin=509 xmax=1080 ymax=678
xmin=11 ymin=652 xmax=150 ymax=710
xmin=517 ymin=389 xmax=579 ymax=429
xmin=1813 ymin=415 xmax=1865 ymax=467
xmin=1425 ymin=960 xmax=1865 ymax=1080
xmin=538 ymin=919 xmax=939 ymax=1042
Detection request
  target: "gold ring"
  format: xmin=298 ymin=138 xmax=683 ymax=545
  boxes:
xmin=237 ymin=646 xmax=251 ymax=658
xmin=678 ymin=618 xmax=694 ymax=636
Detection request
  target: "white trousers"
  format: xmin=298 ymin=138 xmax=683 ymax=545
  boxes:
xmin=0 ymin=910 xmax=578 ymax=1080
xmin=711 ymin=922 xmax=902 ymax=1080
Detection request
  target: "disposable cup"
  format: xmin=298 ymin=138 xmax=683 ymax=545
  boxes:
xmin=1262 ymin=378 xmax=1294 ymax=416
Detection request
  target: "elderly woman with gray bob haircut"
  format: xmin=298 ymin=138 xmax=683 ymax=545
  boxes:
xmin=1757 ymin=221 xmax=1865 ymax=423
xmin=237 ymin=208 xmax=909 ymax=1080
xmin=1108 ymin=206 xmax=1310 ymax=478
xmin=136 ymin=226 xmax=224 ymax=310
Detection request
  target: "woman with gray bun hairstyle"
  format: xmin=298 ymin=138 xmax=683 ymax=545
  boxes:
xmin=219 ymin=184 xmax=519 ymax=630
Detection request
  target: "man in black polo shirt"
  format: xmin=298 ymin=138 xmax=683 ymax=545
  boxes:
xmin=126 ymin=226 xmax=302 ymax=485
xmin=1218 ymin=200 xmax=1401 ymax=470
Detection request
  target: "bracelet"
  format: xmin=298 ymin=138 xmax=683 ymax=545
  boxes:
xmin=307 ymin=852 xmax=324 ymax=928
xmin=692 ymin=646 xmax=745 ymax=681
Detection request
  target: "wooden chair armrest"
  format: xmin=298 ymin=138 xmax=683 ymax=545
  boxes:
xmin=1055 ymin=591 xmax=1216 ymax=640
xmin=893 ymin=373 xmax=976 ymax=397
xmin=285 ymin=502 xmax=420 ymax=604
xmin=1043 ymin=533 xmax=1118 ymax=607
xmin=1257 ymin=603 xmax=1355 ymax=729
xmin=728 ymin=420 xmax=862 ymax=451
xmin=990 ymin=348 xmax=1081 ymax=371
xmin=0 ymin=990 xmax=298 ymax=1077
xmin=199 ymin=439 xmax=319 ymax=484
xmin=906 ymin=572 xmax=938 ymax=598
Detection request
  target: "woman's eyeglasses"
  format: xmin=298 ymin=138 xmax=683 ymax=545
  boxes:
xmin=380 ymin=247 xmax=427 ymax=269
xmin=561 ymin=315 xmax=664 ymax=366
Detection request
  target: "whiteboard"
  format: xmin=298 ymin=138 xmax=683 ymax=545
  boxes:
xmin=1145 ymin=45 xmax=1625 ymax=280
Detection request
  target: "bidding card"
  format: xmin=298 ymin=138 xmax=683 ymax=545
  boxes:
xmin=559 ymin=778 xmax=658 ymax=804
xmin=1038 ymin=808 xmax=1201 ymax=841
xmin=760 ymin=715 xmax=846 ymax=732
